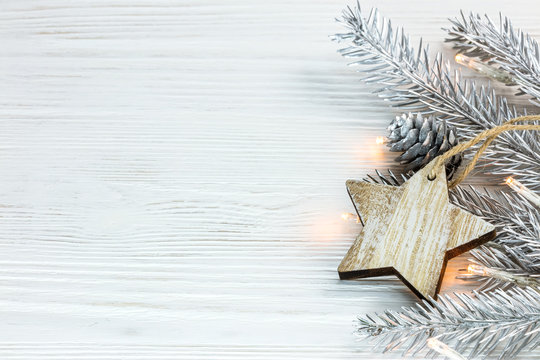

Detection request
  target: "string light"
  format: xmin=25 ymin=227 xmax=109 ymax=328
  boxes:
xmin=467 ymin=264 xmax=487 ymax=276
xmin=375 ymin=136 xmax=386 ymax=145
xmin=505 ymin=177 xmax=540 ymax=208
xmin=341 ymin=212 xmax=360 ymax=223
xmin=467 ymin=263 xmax=539 ymax=288
xmin=455 ymin=54 xmax=515 ymax=85
xmin=427 ymin=338 xmax=466 ymax=360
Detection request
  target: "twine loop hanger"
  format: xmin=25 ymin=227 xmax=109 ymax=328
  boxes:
xmin=427 ymin=115 xmax=540 ymax=189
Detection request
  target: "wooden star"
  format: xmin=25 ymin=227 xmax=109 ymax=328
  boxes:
xmin=338 ymin=162 xmax=496 ymax=299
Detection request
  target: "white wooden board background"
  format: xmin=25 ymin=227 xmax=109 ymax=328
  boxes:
xmin=0 ymin=0 xmax=538 ymax=358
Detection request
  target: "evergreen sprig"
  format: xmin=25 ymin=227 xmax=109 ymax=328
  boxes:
xmin=335 ymin=4 xmax=540 ymax=359
xmin=333 ymin=3 xmax=540 ymax=190
xmin=358 ymin=287 xmax=540 ymax=359
xmin=445 ymin=11 xmax=540 ymax=105
xmin=450 ymin=186 xmax=540 ymax=290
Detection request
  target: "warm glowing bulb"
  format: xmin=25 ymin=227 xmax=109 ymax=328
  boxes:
xmin=455 ymin=53 xmax=475 ymax=68
xmin=426 ymin=338 xmax=437 ymax=347
xmin=505 ymin=176 xmax=540 ymax=208
xmin=467 ymin=264 xmax=486 ymax=276
xmin=454 ymin=53 xmax=515 ymax=85
xmin=427 ymin=338 xmax=466 ymax=360
xmin=341 ymin=212 xmax=360 ymax=223
xmin=376 ymin=136 xmax=385 ymax=145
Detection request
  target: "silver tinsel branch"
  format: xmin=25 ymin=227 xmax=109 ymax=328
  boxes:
xmin=362 ymin=149 xmax=540 ymax=360
xmin=333 ymin=3 xmax=540 ymax=190
xmin=336 ymin=4 xmax=540 ymax=358
xmin=450 ymin=186 xmax=540 ymax=291
xmin=445 ymin=11 xmax=540 ymax=105
xmin=357 ymin=287 xmax=540 ymax=359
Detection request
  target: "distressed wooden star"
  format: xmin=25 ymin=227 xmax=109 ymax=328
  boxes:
xmin=338 ymin=162 xmax=496 ymax=299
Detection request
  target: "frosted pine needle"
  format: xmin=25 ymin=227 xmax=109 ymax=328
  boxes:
xmin=357 ymin=288 xmax=540 ymax=359
xmin=333 ymin=3 xmax=540 ymax=190
xmin=445 ymin=11 xmax=540 ymax=105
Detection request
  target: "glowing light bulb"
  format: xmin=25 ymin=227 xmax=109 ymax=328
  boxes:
xmin=341 ymin=212 xmax=360 ymax=223
xmin=454 ymin=54 xmax=466 ymax=65
xmin=376 ymin=136 xmax=385 ymax=145
xmin=467 ymin=264 xmax=486 ymax=276
xmin=427 ymin=338 xmax=466 ymax=360
xmin=454 ymin=53 xmax=515 ymax=85
xmin=505 ymin=176 xmax=540 ymax=208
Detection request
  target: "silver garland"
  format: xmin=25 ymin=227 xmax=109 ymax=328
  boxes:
xmin=357 ymin=287 xmax=540 ymax=359
xmin=450 ymin=186 xmax=540 ymax=292
xmin=335 ymin=4 xmax=540 ymax=359
xmin=333 ymin=3 xmax=540 ymax=190
xmin=445 ymin=11 xmax=540 ymax=105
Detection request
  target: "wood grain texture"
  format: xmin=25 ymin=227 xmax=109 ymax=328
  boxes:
xmin=339 ymin=163 xmax=496 ymax=299
xmin=0 ymin=0 xmax=539 ymax=358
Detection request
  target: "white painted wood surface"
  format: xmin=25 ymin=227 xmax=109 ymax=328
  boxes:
xmin=0 ymin=1 xmax=538 ymax=358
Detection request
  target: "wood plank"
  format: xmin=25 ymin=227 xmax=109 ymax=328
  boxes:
xmin=0 ymin=0 xmax=538 ymax=358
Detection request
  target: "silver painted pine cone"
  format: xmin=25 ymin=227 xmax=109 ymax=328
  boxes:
xmin=387 ymin=113 xmax=462 ymax=178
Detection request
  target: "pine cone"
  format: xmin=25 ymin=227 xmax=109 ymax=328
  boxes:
xmin=387 ymin=113 xmax=462 ymax=177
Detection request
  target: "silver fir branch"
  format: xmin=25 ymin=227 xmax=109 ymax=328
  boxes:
xmin=334 ymin=4 xmax=540 ymax=190
xmin=337 ymin=5 xmax=540 ymax=357
xmin=445 ymin=11 xmax=540 ymax=105
xmin=357 ymin=287 xmax=540 ymax=359
xmin=363 ymin=171 xmax=540 ymax=358
xmin=451 ymin=186 xmax=540 ymax=292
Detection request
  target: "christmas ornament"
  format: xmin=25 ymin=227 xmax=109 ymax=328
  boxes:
xmin=339 ymin=116 xmax=539 ymax=299
xmin=334 ymin=5 xmax=539 ymax=190
xmin=387 ymin=113 xmax=461 ymax=177
xmin=338 ymin=160 xmax=495 ymax=299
